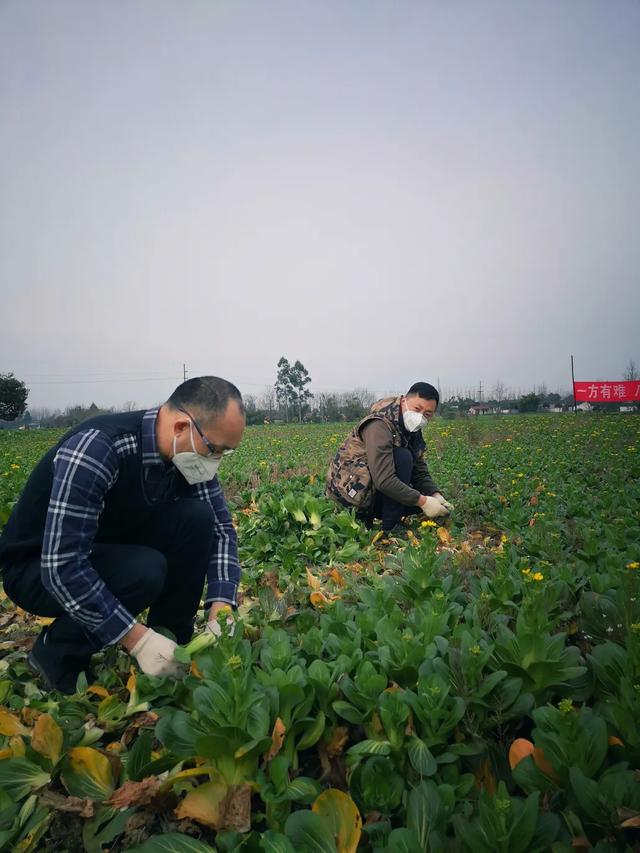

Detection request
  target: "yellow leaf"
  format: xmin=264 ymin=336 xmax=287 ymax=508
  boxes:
xmin=437 ymin=527 xmax=452 ymax=544
xmin=508 ymin=738 xmax=534 ymax=769
xmin=0 ymin=708 xmax=29 ymax=736
xmin=264 ymin=718 xmax=286 ymax=762
xmin=328 ymin=568 xmax=346 ymax=587
xmin=306 ymin=568 xmax=321 ymax=591
xmin=86 ymin=685 xmax=110 ymax=699
xmin=126 ymin=667 xmax=137 ymax=696
xmin=312 ymin=788 xmax=362 ymax=853
xmin=9 ymin=736 xmax=26 ymax=757
xmin=37 ymin=617 xmax=55 ymax=626
xmin=310 ymin=591 xmax=329 ymax=609
xmin=371 ymin=530 xmax=384 ymax=545
xmin=174 ymin=779 xmax=228 ymax=828
xmin=0 ymin=747 xmax=13 ymax=760
xmin=31 ymin=713 xmax=63 ymax=765
xmin=65 ymin=747 xmax=114 ymax=800
xmin=160 ymin=766 xmax=215 ymax=791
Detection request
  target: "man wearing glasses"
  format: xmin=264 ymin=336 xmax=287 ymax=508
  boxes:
xmin=0 ymin=376 xmax=245 ymax=693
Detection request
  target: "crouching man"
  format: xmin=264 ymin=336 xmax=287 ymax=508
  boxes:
xmin=0 ymin=376 xmax=245 ymax=693
xmin=326 ymin=382 xmax=452 ymax=534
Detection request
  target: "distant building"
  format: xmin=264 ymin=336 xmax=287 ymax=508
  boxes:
xmin=468 ymin=403 xmax=491 ymax=416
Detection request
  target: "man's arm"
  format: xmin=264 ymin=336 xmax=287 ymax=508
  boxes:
xmin=411 ymin=455 xmax=439 ymax=497
xmin=41 ymin=430 xmax=137 ymax=646
xmin=361 ymin=421 xmax=422 ymax=507
xmin=192 ymin=478 xmax=241 ymax=618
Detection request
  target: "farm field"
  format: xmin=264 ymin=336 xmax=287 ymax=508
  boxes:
xmin=0 ymin=414 xmax=639 ymax=852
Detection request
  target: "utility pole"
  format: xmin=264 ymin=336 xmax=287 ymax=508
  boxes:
xmin=183 ymin=363 xmax=187 ymax=382
xmin=478 ymin=380 xmax=483 ymax=402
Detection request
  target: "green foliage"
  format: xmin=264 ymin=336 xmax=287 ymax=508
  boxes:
xmin=0 ymin=414 xmax=639 ymax=849
xmin=0 ymin=374 xmax=29 ymax=422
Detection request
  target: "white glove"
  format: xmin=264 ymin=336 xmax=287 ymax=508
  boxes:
xmin=204 ymin=616 xmax=235 ymax=638
xmin=130 ymin=629 xmax=187 ymax=679
xmin=433 ymin=493 xmax=454 ymax=513
xmin=421 ymin=496 xmax=450 ymax=519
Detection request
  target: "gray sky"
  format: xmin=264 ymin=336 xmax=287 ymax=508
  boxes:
xmin=1 ymin=0 xmax=639 ymax=409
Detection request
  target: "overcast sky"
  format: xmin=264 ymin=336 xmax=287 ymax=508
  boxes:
xmin=1 ymin=0 xmax=639 ymax=410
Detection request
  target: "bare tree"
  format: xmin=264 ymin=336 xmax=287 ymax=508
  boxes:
xmin=624 ymin=358 xmax=638 ymax=381
xmin=120 ymin=401 xmax=138 ymax=412
xmin=492 ymin=381 xmax=506 ymax=404
xmin=258 ymin=385 xmax=276 ymax=418
xmin=244 ymin=394 xmax=257 ymax=414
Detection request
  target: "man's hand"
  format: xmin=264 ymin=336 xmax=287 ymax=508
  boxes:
xmin=432 ymin=492 xmax=454 ymax=513
xmin=128 ymin=628 xmax=187 ymax=679
xmin=206 ymin=602 xmax=235 ymax=638
xmin=421 ymin=496 xmax=450 ymax=519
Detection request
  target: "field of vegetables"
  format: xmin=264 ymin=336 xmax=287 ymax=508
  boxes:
xmin=0 ymin=414 xmax=639 ymax=853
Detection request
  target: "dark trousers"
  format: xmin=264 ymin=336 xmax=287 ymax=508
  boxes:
xmin=3 ymin=500 xmax=214 ymax=689
xmin=370 ymin=447 xmax=421 ymax=532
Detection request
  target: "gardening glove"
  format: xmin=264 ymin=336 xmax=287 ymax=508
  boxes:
xmin=205 ymin=616 xmax=235 ymax=639
xmin=433 ymin=492 xmax=454 ymax=513
xmin=130 ymin=629 xmax=187 ymax=679
xmin=422 ymin=496 xmax=450 ymax=519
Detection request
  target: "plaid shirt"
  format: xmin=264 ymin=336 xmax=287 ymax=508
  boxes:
xmin=41 ymin=408 xmax=240 ymax=646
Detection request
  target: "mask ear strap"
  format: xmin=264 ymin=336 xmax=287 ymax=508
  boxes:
xmin=188 ymin=422 xmax=198 ymax=454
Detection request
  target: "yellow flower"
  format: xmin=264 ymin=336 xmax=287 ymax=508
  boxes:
xmin=500 ymin=534 xmax=508 ymax=543
xmin=521 ymin=568 xmax=531 ymax=576
xmin=627 ymin=562 xmax=639 ymax=570
xmin=421 ymin=520 xmax=437 ymax=528
xmin=532 ymin=572 xmax=544 ymax=582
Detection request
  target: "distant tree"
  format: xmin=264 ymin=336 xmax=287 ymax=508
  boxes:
xmin=275 ymin=357 xmax=295 ymax=422
xmin=22 ymin=410 xmax=32 ymax=425
xmin=518 ymin=393 xmax=541 ymax=413
xmin=624 ymin=358 xmax=638 ymax=381
xmin=492 ymin=381 xmax=506 ymax=404
xmin=0 ymin=373 xmax=29 ymax=421
xmin=121 ymin=401 xmax=138 ymax=412
xmin=244 ymin=394 xmax=257 ymax=414
xmin=289 ymin=360 xmax=313 ymax=422
xmin=258 ymin=386 xmax=276 ymax=420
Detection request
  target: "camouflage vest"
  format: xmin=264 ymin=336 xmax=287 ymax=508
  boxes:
xmin=326 ymin=396 xmax=413 ymax=511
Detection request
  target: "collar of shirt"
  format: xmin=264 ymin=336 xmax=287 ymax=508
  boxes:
xmin=141 ymin=408 xmax=164 ymax=467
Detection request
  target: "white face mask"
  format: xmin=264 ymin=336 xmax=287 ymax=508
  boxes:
xmin=172 ymin=423 xmax=221 ymax=484
xmin=402 ymin=407 xmax=427 ymax=433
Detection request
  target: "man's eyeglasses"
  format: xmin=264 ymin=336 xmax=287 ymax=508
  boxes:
xmin=178 ymin=408 xmax=235 ymax=459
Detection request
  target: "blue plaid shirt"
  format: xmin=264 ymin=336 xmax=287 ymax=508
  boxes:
xmin=41 ymin=408 xmax=241 ymax=646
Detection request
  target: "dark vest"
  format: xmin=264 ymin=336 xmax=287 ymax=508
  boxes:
xmin=0 ymin=411 xmax=184 ymax=568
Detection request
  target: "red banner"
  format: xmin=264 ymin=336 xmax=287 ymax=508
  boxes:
xmin=573 ymin=380 xmax=640 ymax=403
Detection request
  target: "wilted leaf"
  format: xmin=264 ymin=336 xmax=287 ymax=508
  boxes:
xmin=31 ymin=713 xmax=63 ymax=765
xmin=509 ymin=738 xmax=535 ymax=769
xmin=63 ymin=747 xmax=115 ymax=801
xmin=174 ymin=779 xmax=228 ymax=827
xmin=265 ymin=717 xmax=286 ymax=762
xmin=86 ymin=685 xmax=110 ymax=698
xmin=312 ymin=788 xmax=362 ymax=853
xmin=437 ymin=527 xmax=452 ymax=544
xmin=325 ymin=726 xmax=349 ymax=758
xmin=475 ymin=758 xmax=497 ymax=794
xmin=306 ymin=568 xmax=321 ymax=591
xmin=107 ymin=777 xmax=162 ymax=809
xmin=0 ymin=708 xmax=29 ymax=736
xmin=39 ymin=790 xmax=96 ymax=818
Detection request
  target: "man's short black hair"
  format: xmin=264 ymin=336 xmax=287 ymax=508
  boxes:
xmin=167 ymin=376 xmax=245 ymax=422
xmin=406 ymin=382 xmax=439 ymax=406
